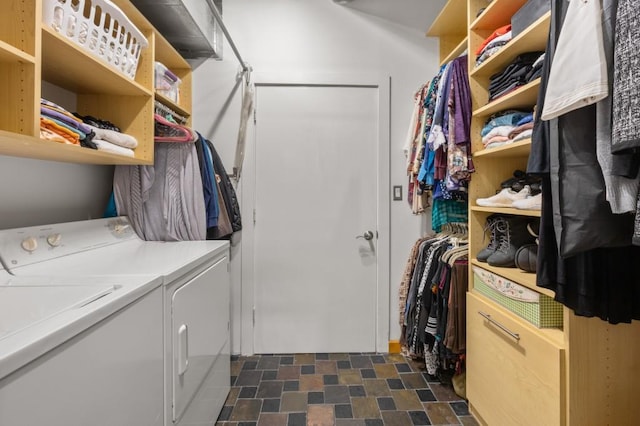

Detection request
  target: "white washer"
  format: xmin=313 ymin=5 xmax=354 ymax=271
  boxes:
xmin=0 ymin=217 xmax=231 ymax=426
xmin=0 ymin=264 xmax=165 ymax=426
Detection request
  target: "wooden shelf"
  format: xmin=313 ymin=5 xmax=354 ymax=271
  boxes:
xmin=470 ymin=0 xmax=528 ymax=31
xmin=0 ymin=40 xmax=36 ymax=64
xmin=471 ymin=205 xmax=541 ymax=217
xmin=155 ymin=92 xmax=191 ymax=118
xmin=41 ymin=27 xmax=152 ymax=97
xmin=473 ymin=78 xmax=541 ymax=118
xmin=0 ymin=129 xmax=152 ymax=165
xmin=473 ymin=139 xmax=531 ymax=158
xmin=427 ymin=0 xmax=467 ymax=37
xmin=441 ymin=36 xmax=468 ymax=65
xmin=471 ymin=12 xmax=550 ymax=78
xmin=470 ymin=259 xmax=555 ymax=299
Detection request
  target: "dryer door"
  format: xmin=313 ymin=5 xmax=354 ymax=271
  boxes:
xmin=172 ymin=256 xmax=229 ymax=422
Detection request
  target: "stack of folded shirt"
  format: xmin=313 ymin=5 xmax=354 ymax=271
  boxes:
xmin=475 ymin=24 xmax=513 ymax=66
xmin=40 ymin=99 xmax=139 ymax=158
xmin=488 ymin=51 xmax=545 ymax=101
xmin=481 ymin=110 xmax=533 ymax=149
xmin=40 ymin=99 xmax=96 ymax=148
xmin=526 ymin=53 xmax=545 ymax=82
xmin=74 ymin=113 xmax=139 ymax=158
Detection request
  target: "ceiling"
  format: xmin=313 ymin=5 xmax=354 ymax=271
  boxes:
xmin=337 ymin=0 xmax=447 ymax=33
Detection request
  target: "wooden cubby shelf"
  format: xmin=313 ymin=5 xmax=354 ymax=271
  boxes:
xmin=0 ymin=40 xmax=36 ymax=64
xmin=473 ymin=139 xmax=532 ymax=158
xmin=471 ymin=205 xmax=541 ymax=218
xmin=473 ymin=77 xmax=541 ymax=118
xmin=0 ymin=0 xmax=193 ymax=165
xmin=471 ymin=11 xmax=550 ymax=78
xmin=470 ymin=0 xmax=528 ymax=31
xmin=41 ymin=27 xmax=152 ymax=97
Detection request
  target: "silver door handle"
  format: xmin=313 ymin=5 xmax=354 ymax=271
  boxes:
xmin=356 ymin=231 xmax=374 ymax=241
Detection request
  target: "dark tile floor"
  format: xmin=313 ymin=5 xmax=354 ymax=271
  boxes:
xmin=217 ymin=353 xmax=479 ymax=426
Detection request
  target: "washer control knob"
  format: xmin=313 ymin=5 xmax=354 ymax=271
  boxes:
xmin=21 ymin=237 xmax=38 ymax=253
xmin=47 ymin=233 xmax=62 ymax=247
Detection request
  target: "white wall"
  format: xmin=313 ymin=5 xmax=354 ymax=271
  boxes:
xmin=193 ymin=0 xmax=440 ymax=354
xmin=0 ymin=83 xmax=114 ymax=230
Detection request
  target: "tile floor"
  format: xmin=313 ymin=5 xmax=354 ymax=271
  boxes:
xmin=217 ymin=353 xmax=479 ymax=426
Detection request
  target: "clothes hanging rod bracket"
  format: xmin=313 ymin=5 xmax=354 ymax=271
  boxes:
xmin=205 ymin=0 xmax=251 ymax=75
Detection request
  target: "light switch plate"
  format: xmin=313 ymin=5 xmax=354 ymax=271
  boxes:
xmin=393 ymin=185 xmax=403 ymax=201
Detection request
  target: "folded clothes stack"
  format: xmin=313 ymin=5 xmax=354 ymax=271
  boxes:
xmin=475 ymin=24 xmax=513 ymax=67
xmin=39 ymin=98 xmax=139 ymax=157
xmin=40 ymin=99 xmax=95 ymax=147
xmin=480 ymin=110 xmax=534 ymax=149
xmin=488 ymin=51 xmax=545 ymax=101
xmin=74 ymin=113 xmax=139 ymax=157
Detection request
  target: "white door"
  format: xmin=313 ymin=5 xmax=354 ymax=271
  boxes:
xmin=253 ymin=84 xmax=379 ymax=354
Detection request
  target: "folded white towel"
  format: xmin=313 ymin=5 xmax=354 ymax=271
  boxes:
xmin=93 ymin=139 xmax=135 ymax=157
xmin=88 ymin=124 xmax=138 ymax=149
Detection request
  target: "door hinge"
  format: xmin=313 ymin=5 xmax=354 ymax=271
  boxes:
xmin=252 ymin=307 xmax=256 ymax=326
xmin=253 ymin=108 xmax=257 ymax=124
xmin=253 ymin=209 xmax=256 ymax=225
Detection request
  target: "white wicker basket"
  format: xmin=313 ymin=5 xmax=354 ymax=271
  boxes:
xmin=43 ymin=0 xmax=148 ymax=79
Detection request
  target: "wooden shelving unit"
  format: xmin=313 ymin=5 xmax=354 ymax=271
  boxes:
xmin=427 ymin=0 xmax=468 ymax=65
xmin=0 ymin=0 xmax=193 ymax=165
xmin=461 ymin=0 xmax=640 ymax=424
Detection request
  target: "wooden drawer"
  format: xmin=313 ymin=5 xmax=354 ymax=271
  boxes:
xmin=467 ymin=292 xmax=565 ymax=426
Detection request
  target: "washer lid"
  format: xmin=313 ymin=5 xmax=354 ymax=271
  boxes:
xmin=0 ymin=285 xmax=115 ymax=339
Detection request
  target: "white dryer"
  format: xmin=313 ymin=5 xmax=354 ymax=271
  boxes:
xmin=0 ymin=263 xmax=165 ymax=426
xmin=0 ymin=217 xmax=231 ymax=426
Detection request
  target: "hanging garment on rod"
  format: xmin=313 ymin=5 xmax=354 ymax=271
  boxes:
xmin=113 ymin=142 xmax=206 ymax=241
xmin=527 ymin=0 xmax=640 ymax=324
xmin=403 ymin=56 xmax=472 ymax=231
xmin=400 ymin=231 xmax=468 ymax=382
xmin=199 ymin=134 xmax=242 ymax=238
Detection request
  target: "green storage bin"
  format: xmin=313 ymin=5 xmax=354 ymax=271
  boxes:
xmin=472 ymin=266 xmax=563 ymax=328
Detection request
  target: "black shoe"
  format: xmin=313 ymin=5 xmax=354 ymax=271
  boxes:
xmin=477 ymin=214 xmax=501 ymax=262
xmin=487 ymin=216 xmax=536 ymax=267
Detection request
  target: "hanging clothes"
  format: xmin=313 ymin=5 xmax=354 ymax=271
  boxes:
xmin=404 ymin=55 xmax=472 ymax=231
xmin=527 ymin=0 xmax=640 ymax=324
xmin=114 ymin=142 xmax=207 ymax=241
xmin=399 ymin=231 xmax=468 ymax=381
xmin=191 ymin=133 xmax=243 ymax=240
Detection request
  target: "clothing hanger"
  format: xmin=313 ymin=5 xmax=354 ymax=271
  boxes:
xmin=154 ymin=100 xmax=188 ymax=125
xmin=154 ymin=113 xmax=193 ymax=143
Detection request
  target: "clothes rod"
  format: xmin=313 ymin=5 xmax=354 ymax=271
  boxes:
xmin=205 ymin=0 xmax=250 ymax=73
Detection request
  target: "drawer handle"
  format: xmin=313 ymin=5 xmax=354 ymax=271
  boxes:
xmin=478 ymin=311 xmax=520 ymax=341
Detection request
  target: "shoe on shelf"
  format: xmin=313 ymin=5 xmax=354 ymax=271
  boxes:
xmin=515 ymin=244 xmax=538 ymax=273
xmin=500 ymin=170 xmax=526 ymax=189
xmin=477 ymin=214 xmax=501 ymax=262
xmin=487 ymin=216 xmax=536 ymax=267
xmin=512 ymin=192 xmax=542 ymax=210
xmin=476 ymin=185 xmax=531 ymax=208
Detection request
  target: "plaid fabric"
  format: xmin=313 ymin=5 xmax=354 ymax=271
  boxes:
xmin=612 ymin=0 xmax=640 ymax=153
xmin=431 ymin=198 xmax=468 ymax=232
